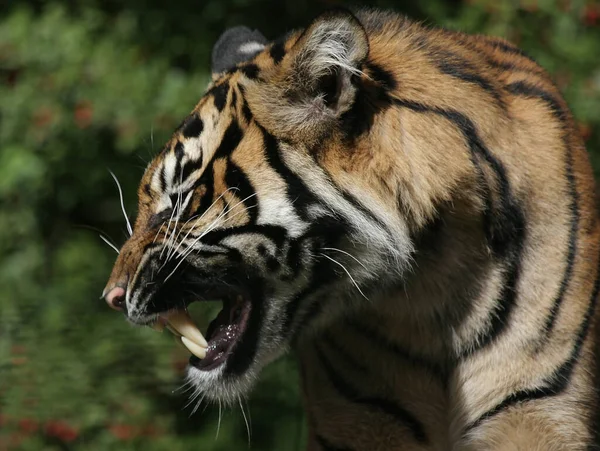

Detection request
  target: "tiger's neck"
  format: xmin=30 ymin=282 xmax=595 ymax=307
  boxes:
xmin=296 ymin=201 xmax=597 ymax=450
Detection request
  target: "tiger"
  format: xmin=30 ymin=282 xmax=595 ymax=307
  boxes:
xmin=102 ymin=8 xmax=600 ymax=450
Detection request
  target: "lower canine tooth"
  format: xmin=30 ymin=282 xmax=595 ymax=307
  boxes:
xmin=181 ymin=336 xmax=207 ymax=359
xmin=166 ymin=310 xmax=208 ymax=348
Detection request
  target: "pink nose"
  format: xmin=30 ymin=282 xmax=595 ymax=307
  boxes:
xmin=105 ymin=286 xmax=126 ymax=311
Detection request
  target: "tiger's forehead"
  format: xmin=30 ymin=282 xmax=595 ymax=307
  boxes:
xmin=137 ymin=31 xmax=301 ymax=216
xmin=137 ymin=69 xmax=258 ymax=217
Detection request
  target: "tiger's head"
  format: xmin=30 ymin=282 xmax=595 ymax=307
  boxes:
xmin=103 ymin=10 xmax=450 ymax=403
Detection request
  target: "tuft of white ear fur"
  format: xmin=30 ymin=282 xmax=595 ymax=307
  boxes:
xmin=238 ymin=41 xmax=266 ymax=55
xmin=295 ymin=10 xmax=369 ymax=88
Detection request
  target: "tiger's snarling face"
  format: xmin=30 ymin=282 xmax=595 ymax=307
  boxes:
xmin=103 ymin=11 xmax=414 ymax=403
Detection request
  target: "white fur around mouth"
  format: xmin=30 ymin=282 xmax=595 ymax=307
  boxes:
xmin=152 ymin=310 xmax=208 ymax=359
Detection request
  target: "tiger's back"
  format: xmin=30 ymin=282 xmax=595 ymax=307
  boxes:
xmin=103 ymin=8 xmax=600 ymax=450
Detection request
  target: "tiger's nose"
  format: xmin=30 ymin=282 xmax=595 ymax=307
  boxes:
xmin=105 ymin=286 xmax=126 ymax=311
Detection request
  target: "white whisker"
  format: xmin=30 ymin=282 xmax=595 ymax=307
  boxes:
xmin=109 ymin=169 xmax=133 ymax=236
xmin=168 ymin=191 xmax=255 ymax=263
xmin=216 ymin=400 xmax=222 ymax=440
xmin=162 ymin=204 xmax=257 ymax=283
xmin=159 ymin=196 xmax=180 ymax=261
xmin=319 ymin=253 xmax=369 ymax=300
xmin=320 ymin=247 xmax=369 ymax=272
xmin=239 ymin=395 xmax=251 ymax=446
xmin=191 ymin=393 xmax=206 ymax=417
xmin=99 ymin=234 xmax=120 ymax=254
xmin=167 ymin=188 xmax=239 ymax=262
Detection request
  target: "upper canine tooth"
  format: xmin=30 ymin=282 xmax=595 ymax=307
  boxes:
xmin=165 ymin=310 xmax=208 ymax=348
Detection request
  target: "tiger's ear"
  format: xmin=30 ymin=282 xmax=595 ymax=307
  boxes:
xmin=249 ymin=10 xmax=369 ymax=145
xmin=211 ymin=26 xmax=268 ymax=75
xmin=290 ymin=9 xmax=368 ymax=118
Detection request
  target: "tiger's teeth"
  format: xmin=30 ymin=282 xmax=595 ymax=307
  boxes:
xmin=165 ymin=310 xmax=208 ymax=348
xmin=181 ymin=336 xmax=207 ymax=359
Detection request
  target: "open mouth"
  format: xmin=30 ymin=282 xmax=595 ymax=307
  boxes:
xmin=153 ymin=294 xmax=252 ymax=372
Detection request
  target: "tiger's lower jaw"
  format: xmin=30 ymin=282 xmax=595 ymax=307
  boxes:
xmin=164 ymin=291 xmax=275 ymax=404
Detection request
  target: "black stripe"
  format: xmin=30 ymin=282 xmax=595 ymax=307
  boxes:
xmin=506 ymin=81 xmax=579 ymax=344
xmin=180 ymin=113 xmax=204 ymax=139
xmin=181 ymin=155 xmax=203 ymax=182
xmin=239 ymin=63 xmax=259 ymax=80
xmin=484 ymin=37 xmax=538 ymax=65
xmin=241 ymin=99 xmax=253 ymax=124
xmin=209 ymin=81 xmax=230 ymax=112
xmin=172 ymin=141 xmax=185 ymax=185
xmin=200 ymin=223 xmax=288 ymax=249
xmin=453 ymin=34 xmax=545 ymax=77
xmin=466 ymin=252 xmax=600 ymax=434
xmin=365 ymin=62 xmax=397 ymax=91
xmin=189 ymin=162 xmax=215 ymax=219
xmin=287 ymin=219 xmax=351 ymax=340
xmin=159 ymin=165 xmax=167 ymax=192
xmin=214 ymin=121 xmax=243 ymax=159
xmin=322 ymin=332 xmax=368 ymax=375
xmin=224 ymin=160 xmax=259 ymax=223
xmin=340 ymin=188 xmax=397 ymax=245
xmin=415 ymin=35 xmax=505 ymax=109
xmin=434 ymin=49 xmax=505 ymax=109
xmin=316 ymin=435 xmax=354 ymax=451
xmin=315 ymin=345 xmax=428 ymax=443
xmin=237 ymin=85 xmax=254 ymax=123
xmin=392 ymin=97 xmax=526 ymax=353
xmin=346 ymin=319 xmax=448 ymax=384
xmin=285 ymin=250 xmax=334 ymax=337
xmin=260 ymin=125 xmax=316 ymax=220
xmin=269 ymin=38 xmax=286 ymax=64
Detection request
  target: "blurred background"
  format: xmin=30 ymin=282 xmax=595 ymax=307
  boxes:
xmin=0 ymin=0 xmax=599 ymax=449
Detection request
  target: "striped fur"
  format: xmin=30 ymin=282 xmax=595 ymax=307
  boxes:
xmin=103 ymin=8 xmax=600 ymax=450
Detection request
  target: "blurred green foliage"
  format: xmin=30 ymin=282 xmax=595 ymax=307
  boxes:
xmin=0 ymin=0 xmax=598 ymax=449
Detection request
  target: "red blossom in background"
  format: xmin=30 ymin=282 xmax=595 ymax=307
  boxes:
xmin=579 ymin=122 xmax=593 ymax=141
xmin=108 ymin=423 xmax=139 ymax=441
xmin=32 ymin=106 xmax=54 ymax=129
xmin=583 ymin=4 xmax=600 ymax=26
xmin=74 ymin=101 xmax=93 ymax=129
xmin=44 ymin=420 xmax=78 ymax=443
xmin=18 ymin=418 xmax=38 ymax=435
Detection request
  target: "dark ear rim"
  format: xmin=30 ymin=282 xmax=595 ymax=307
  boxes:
xmin=211 ymin=26 xmax=268 ymax=74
